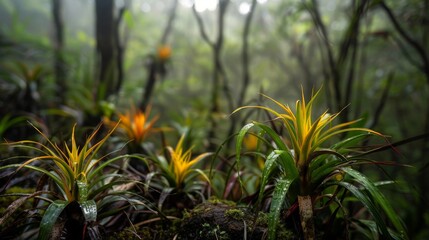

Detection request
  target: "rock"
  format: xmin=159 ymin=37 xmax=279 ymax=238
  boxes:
xmin=177 ymin=201 xmax=267 ymax=240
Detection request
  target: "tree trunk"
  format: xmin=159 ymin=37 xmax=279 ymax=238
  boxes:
xmin=52 ymin=0 xmax=66 ymax=104
xmin=95 ymin=0 xmax=117 ymax=100
xmin=298 ymin=195 xmax=315 ymax=240
xmin=140 ymin=0 xmax=178 ymax=111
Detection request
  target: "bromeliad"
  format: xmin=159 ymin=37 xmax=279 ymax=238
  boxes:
xmin=104 ymin=105 xmax=159 ymax=146
xmin=235 ymin=88 xmax=407 ymax=239
xmin=1 ymin=123 xmax=144 ymax=239
xmin=167 ymin=135 xmax=211 ymax=188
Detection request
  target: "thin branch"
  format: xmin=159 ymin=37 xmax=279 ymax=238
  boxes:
xmin=52 ymin=0 xmax=66 ymax=104
xmin=305 ymin=0 xmax=342 ymax=111
xmin=379 ymin=1 xmax=429 ymax=83
xmin=238 ymin=0 xmax=257 ymax=107
xmin=140 ymin=0 xmax=178 ymax=110
xmin=192 ymin=6 xmax=215 ymax=48
xmin=368 ymin=72 xmax=393 ymax=129
xmin=343 ymin=1 xmax=368 ymax=110
xmin=160 ymin=0 xmax=179 ymax=44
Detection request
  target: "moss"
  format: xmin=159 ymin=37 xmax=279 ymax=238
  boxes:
xmin=225 ymin=208 xmax=245 ymax=220
xmin=255 ymin=211 xmax=269 ymax=226
xmin=177 ymin=201 xmax=269 ymax=239
xmin=182 ymin=208 xmax=192 ymax=219
xmin=208 ymin=196 xmax=236 ymax=206
xmin=276 ymin=225 xmax=296 ymax=240
xmin=198 ymin=223 xmax=230 ymax=240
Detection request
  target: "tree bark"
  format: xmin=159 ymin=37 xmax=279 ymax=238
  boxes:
xmin=140 ymin=0 xmax=178 ymax=111
xmin=238 ymin=0 xmax=257 ymax=108
xmin=114 ymin=5 xmax=126 ymax=93
xmin=95 ymin=0 xmax=117 ymax=100
xmin=298 ymin=195 xmax=315 ymax=240
xmin=52 ymin=0 xmax=66 ymax=104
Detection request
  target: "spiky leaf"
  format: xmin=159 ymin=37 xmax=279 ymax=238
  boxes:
xmin=39 ymin=200 xmax=68 ymax=240
xmin=268 ymin=177 xmax=293 ymax=240
xmin=341 ymin=167 xmax=407 ymax=239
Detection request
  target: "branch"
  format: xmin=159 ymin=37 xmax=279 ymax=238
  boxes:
xmin=379 ymin=1 xmax=429 ymax=83
xmin=160 ymin=0 xmax=179 ymax=44
xmin=305 ymin=0 xmax=342 ymax=111
xmin=238 ymin=0 xmax=257 ymax=107
xmin=192 ymin=5 xmax=215 ymax=48
xmin=343 ymin=1 xmax=369 ymax=111
xmin=368 ymin=72 xmax=393 ymax=129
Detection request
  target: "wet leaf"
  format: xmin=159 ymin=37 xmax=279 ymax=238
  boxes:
xmin=268 ymin=177 xmax=293 ymax=240
xmin=39 ymin=200 xmax=68 ymax=240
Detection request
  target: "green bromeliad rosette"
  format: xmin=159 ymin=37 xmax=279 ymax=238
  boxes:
xmin=234 ymin=88 xmax=407 ymax=240
xmin=148 ymin=133 xmax=212 ymax=210
xmin=0 ymin=123 xmax=148 ymax=239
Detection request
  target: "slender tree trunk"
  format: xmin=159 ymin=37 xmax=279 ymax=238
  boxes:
xmin=298 ymin=195 xmax=315 ymax=240
xmin=114 ymin=5 xmax=126 ymax=93
xmin=95 ymin=0 xmax=117 ymax=100
xmin=140 ymin=0 xmax=178 ymax=111
xmin=238 ymin=0 xmax=257 ymax=107
xmin=141 ymin=57 xmax=158 ymax=110
xmin=52 ymin=0 xmax=66 ymax=104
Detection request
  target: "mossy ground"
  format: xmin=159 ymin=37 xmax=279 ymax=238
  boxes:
xmin=108 ymin=198 xmax=296 ymax=240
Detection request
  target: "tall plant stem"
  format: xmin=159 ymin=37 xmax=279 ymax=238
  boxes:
xmin=298 ymin=195 xmax=315 ymax=240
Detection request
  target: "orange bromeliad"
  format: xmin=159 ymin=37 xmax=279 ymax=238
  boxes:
xmin=105 ymin=105 xmax=159 ymax=145
xmin=157 ymin=45 xmax=172 ymax=61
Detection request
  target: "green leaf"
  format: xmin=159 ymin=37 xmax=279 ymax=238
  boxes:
xmin=357 ymin=219 xmax=406 ymax=240
xmin=341 ymin=167 xmax=407 ymax=239
xmin=252 ymin=122 xmax=298 ymax=179
xmin=310 ymin=158 xmax=344 ymax=187
xmin=252 ymin=122 xmax=289 ymax=150
xmin=79 ymin=200 xmax=97 ymax=222
xmin=257 ymin=150 xmax=282 ymax=208
xmin=336 ymin=181 xmax=390 ymax=238
xmin=268 ymin=177 xmax=293 ymax=240
xmin=331 ymin=133 xmax=370 ymax=152
xmin=88 ymin=154 xmax=144 ymax=180
xmin=236 ymin=123 xmax=256 ymax=167
xmin=77 ymin=180 xmax=88 ymax=202
xmin=309 ymin=149 xmax=350 ymax=187
xmin=235 ymin=123 xmax=257 ymax=190
xmin=38 ymin=200 xmax=68 ymax=240
xmin=158 ymin=187 xmax=174 ymax=210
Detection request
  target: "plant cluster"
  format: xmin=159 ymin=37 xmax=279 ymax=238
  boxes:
xmin=0 ymin=90 xmax=409 ymax=239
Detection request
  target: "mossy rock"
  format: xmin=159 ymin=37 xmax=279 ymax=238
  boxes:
xmin=176 ymin=201 xmax=267 ymax=240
